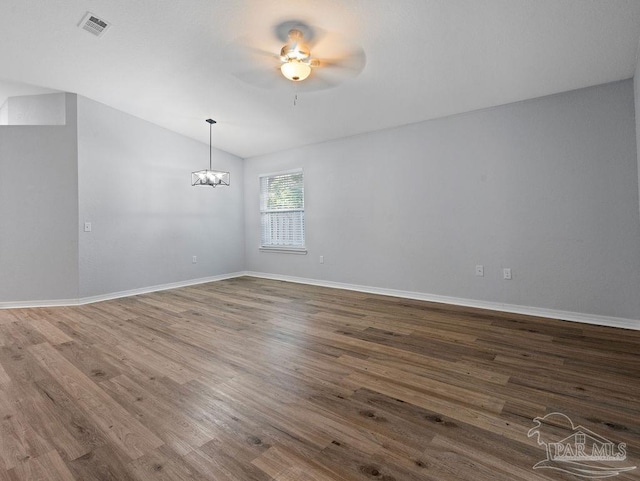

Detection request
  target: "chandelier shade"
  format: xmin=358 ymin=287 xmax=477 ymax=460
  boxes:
xmin=192 ymin=169 xmax=230 ymax=187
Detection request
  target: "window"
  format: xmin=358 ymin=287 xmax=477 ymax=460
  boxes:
xmin=260 ymin=169 xmax=305 ymax=251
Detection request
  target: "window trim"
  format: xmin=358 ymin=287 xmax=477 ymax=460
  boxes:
xmin=259 ymin=168 xmax=306 ymax=253
xmin=259 ymin=246 xmax=308 ymax=254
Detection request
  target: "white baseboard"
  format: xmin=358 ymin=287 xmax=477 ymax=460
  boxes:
xmin=3 ymin=270 xmax=638 ymax=331
xmin=244 ymin=271 xmax=640 ymax=331
xmin=0 ymin=272 xmax=246 ymax=310
xmin=0 ymin=298 xmax=80 ymax=309
xmin=76 ymin=272 xmax=246 ymax=305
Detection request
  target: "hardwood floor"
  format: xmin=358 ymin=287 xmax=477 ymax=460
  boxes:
xmin=0 ymin=276 xmax=638 ymax=480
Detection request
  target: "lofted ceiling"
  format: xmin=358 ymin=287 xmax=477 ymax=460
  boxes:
xmin=1 ymin=1 xmax=640 ymax=159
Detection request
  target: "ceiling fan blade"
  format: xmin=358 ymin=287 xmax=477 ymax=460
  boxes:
xmin=243 ymin=45 xmax=279 ymax=60
xmin=226 ymin=37 xmax=282 ymax=89
xmin=232 ymin=66 xmax=282 ymax=90
xmin=232 ymin=39 xmax=280 ymax=64
xmin=295 ymin=55 xmax=365 ymax=92
xmin=305 ymin=26 xmax=329 ymax=50
xmin=303 ymin=72 xmax=342 ymax=91
xmin=315 ymin=47 xmax=367 ymax=75
xmin=226 ymin=35 xmax=281 ymax=70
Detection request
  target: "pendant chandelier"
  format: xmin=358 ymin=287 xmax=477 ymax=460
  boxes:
xmin=191 ymin=119 xmax=230 ymax=188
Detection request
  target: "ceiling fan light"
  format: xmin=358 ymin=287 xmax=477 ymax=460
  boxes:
xmin=280 ymin=44 xmax=310 ymax=62
xmin=281 ymin=60 xmax=311 ymax=81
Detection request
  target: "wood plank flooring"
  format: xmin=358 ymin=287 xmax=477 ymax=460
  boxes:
xmin=0 ymin=276 xmax=639 ymax=480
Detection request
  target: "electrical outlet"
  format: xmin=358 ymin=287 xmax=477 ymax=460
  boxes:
xmin=192 ymin=256 xmax=197 ymax=264
xmin=83 ymin=222 xmax=92 ymax=232
xmin=503 ymin=268 xmax=512 ymax=280
xmin=319 ymin=255 xmax=324 ymax=264
xmin=475 ymin=265 xmax=484 ymax=277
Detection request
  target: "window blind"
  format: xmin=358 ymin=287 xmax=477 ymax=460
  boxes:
xmin=260 ymin=170 xmax=305 ymax=248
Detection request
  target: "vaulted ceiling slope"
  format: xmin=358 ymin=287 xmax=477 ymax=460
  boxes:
xmin=1 ymin=1 xmax=639 ymax=158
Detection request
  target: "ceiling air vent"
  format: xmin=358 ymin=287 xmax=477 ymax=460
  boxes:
xmin=79 ymin=12 xmax=111 ymax=38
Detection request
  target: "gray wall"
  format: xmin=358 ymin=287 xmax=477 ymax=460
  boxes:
xmin=244 ymin=80 xmax=640 ymax=320
xmin=636 ymin=56 xmax=640 ymax=225
xmin=0 ymin=93 xmax=66 ymax=125
xmin=0 ymin=94 xmax=79 ymax=302
xmin=0 ymin=100 xmax=7 ymax=125
xmin=2 ymin=81 xmax=639 ymax=321
xmin=77 ymin=96 xmax=244 ymax=298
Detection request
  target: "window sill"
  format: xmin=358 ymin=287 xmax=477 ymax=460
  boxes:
xmin=259 ymin=246 xmax=308 ymax=255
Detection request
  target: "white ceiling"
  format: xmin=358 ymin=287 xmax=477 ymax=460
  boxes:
xmin=1 ymin=1 xmax=639 ymax=158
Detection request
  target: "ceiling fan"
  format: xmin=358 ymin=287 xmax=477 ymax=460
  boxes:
xmin=231 ymin=21 xmax=366 ymax=91
xmin=279 ymin=28 xmax=317 ymax=82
